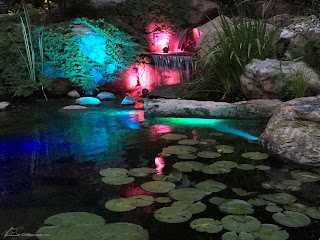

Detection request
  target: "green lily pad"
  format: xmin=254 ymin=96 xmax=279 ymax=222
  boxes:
xmin=272 ymin=211 xmax=311 ymax=227
xmin=215 ymin=145 xmax=234 ymax=154
xmin=197 ymin=151 xmax=221 ymax=159
xmin=291 ymin=170 xmax=320 ymax=182
xmin=190 ymin=218 xmax=223 ymax=233
xmin=218 ymin=199 xmax=254 ymax=215
xmin=101 ymin=176 xmax=134 ymax=185
xmin=248 ymin=198 xmax=267 ymax=206
xmin=282 ymin=180 xmax=302 ymax=187
xmin=44 ymin=212 xmax=105 ymax=227
xmin=127 ymin=195 xmax=155 ymax=207
xmin=195 ymin=179 xmax=227 ymax=193
xmin=105 ymin=198 xmax=136 ymax=212
xmin=199 ymin=138 xmax=217 ymax=144
xmin=260 ymin=193 xmax=296 ymax=205
xmin=167 ymin=169 xmax=183 ymax=182
xmin=284 ymin=203 xmax=307 ymax=213
xmin=188 ymin=202 xmax=207 ymax=214
xmin=178 ymin=139 xmax=199 ymax=145
xmin=209 ymin=131 xmax=224 ymax=137
xmin=265 ymin=205 xmax=283 ymax=213
xmin=221 ymin=215 xmax=261 ymax=233
xmin=209 ymin=197 xmax=225 ymax=205
xmin=99 ymin=168 xmax=128 ymax=177
xmin=255 ymin=165 xmax=271 ymax=171
xmin=202 ymin=164 xmax=232 ymax=175
xmin=128 ymin=168 xmax=157 ymax=177
xmin=168 ymin=188 xmax=208 ymax=201
xmin=213 ymin=160 xmax=238 ymax=169
xmin=261 ymin=181 xmax=276 ymax=190
xmin=305 ymin=207 xmax=320 ymax=220
xmin=231 ymin=188 xmax=258 ymax=197
xmin=173 ymin=161 xmax=204 ymax=172
xmin=222 ymin=231 xmax=255 ymax=240
xmin=236 ymin=164 xmax=255 ymax=171
xmin=177 ymin=154 xmax=198 ymax=160
xmin=152 ymin=174 xmax=167 ymax=181
xmin=155 ymin=197 xmax=172 ymax=204
xmin=154 ymin=207 xmax=192 ymax=223
xmin=161 ymin=133 xmax=188 ymax=140
xmin=98 ymin=223 xmax=149 ymax=240
xmin=141 ymin=181 xmax=176 ymax=193
xmin=252 ymin=224 xmax=289 ymax=240
xmin=241 ymin=152 xmax=269 ymax=160
xmin=171 ymin=200 xmax=194 ymax=209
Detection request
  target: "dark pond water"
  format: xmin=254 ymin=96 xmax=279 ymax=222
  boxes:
xmin=0 ymin=99 xmax=319 ymax=240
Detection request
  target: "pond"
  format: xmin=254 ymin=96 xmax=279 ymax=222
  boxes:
xmin=0 ymin=99 xmax=319 ymax=240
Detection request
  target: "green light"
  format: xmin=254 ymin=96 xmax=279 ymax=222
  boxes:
xmin=154 ymin=117 xmax=224 ymax=127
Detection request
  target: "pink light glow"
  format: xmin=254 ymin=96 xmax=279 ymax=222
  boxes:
xmin=147 ymin=22 xmax=172 ymax=53
xmin=124 ymin=64 xmax=155 ymax=91
xmin=155 ymin=157 xmax=165 ymax=175
xmin=162 ymin=69 xmax=181 ymax=85
xmin=192 ymin=28 xmax=203 ymax=43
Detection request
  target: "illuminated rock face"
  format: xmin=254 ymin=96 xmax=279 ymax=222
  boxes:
xmin=97 ymin=92 xmax=115 ymax=100
xmin=75 ymin=97 xmax=101 ymax=106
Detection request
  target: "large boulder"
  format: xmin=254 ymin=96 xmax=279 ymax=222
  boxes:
xmin=75 ymin=97 xmax=101 ymax=106
xmin=240 ymin=58 xmax=320 ymax=99
xmin=190 ymin=0 xmax=220 ymax=26
xmin=259 ymin=95 xmax=320 ymax=166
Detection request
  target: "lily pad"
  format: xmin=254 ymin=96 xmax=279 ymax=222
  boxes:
xmin=202 ymin=164 xmax=232 ymax=175
xmin=178 ymin=139 xmax=199 ymax=145
xmin=171 ymin=200 xmax=194 ymax=209
xmin=215 ymin=145 xmax=234 ymax=154
xmin=265 ymin=205 xmax=283 ymax=213
xmin=222 ymin=231 xmax=255 ymax=240
xmin=167 ymin=169 xmax=183 ymax=182
xmin=305 ymin=207 xmax=320 ymax=220
xmin=282 ymin=180 xmax=302 ymax=187
xmin=248 ymin=198 xmax=267 ymax=207
xmin=260 ymin=193 xmax=296 ymax=205
xmin=98 ymin=223 xmax=149 ymax=240
xmin=154 ymin=207 xmax=192 ymax=223
xmin=190 ymin=218 xmax=223 ymax=233
xmin=152 ymin=174 xmax=167 ymax=181
xmin=255 ymin=165 xmax=271 ymax=171
xmin=44 ymin=212 xmax=105 ymax=227
xmin=218 ymin=199 xmax=254 ymax=215
xmin=105 ymin=198 xmax=136 ymax=212
xmin=127 ymin=195 xmax=155 ymax=207
xmin=155 ymin=197 xmax=172 ymax=204
xmin=241 ymin=152 xmax=269 ymax=160
xmin=284 ymin=203 xmax=307 ymax=213
xmin=231 ymin=188 xmax=258 ymax=197
xmin=272 ymin=211 xmax=311 ymax=227
xmin=209 ymin=197 xmax=225 ymax=205
xmin=173 ymin=161 xmax=204 ymax=172
xmin=236 ymin=164 xmax=255 ymax=171
xmin=99 ymin=168 xmax=128 ymax=177
xmin=141 ymin=181 xmax=176 ymax=193
xmin=291 ymin=170 xmax=320 ymax=182
xmin=197 ymin=151 xmax=221 ymax=159
xmin=188 ymin=202 xmax=207 ymax=214
xmin=213 ymin=160 xmax=238 ymax=169
xmin=101 ymin=176 xmax=134 ymax=185
xmin=195 ymin=179 xmax=227 ymax=193
xmin=221 ymin=215 xmax=261 ymax=233
xmin=168 ymin=188 xmax=208 ymax=201
xmin=177 ymin=154 xmax=198 ymax=160
xmin=128 ymin=168 xmax=157 ymax=177
xmin=252 ymin=224 xmax=289 ymax=240
xmin=210 ymin=131 xmax=224 ymax=137
xmin=161 ymin=133 xmax=188 ymax=140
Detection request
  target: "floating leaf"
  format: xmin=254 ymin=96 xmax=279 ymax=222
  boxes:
xmin=236 ymin=164 xmax=255 ymax=171
xmin=197 ymin=151 xmax=221 ymax=159
xmin=202 ymin=164 xmax=232 ymax=175
xmin=141 ymin=181 xmax=176 ymax=193
xmin=209 ymin=197 xmax=225 ymax=205
xmin=241 ymin=152 xmax=269 ymax=160
xmin=199 ymin=138 xmax=217 ymax=144
xmin=195 ymin=179 xmax=227 ymax=193
xmin=173 ymin=161 xmax=204 ymax=172
xmin=99 ymin=223 xmax=149 ymax=240
xmin=265 ymin=205 xmax=283 ymax=213
xmin=99 ymin=168 xmax=128 ymax=177
xmin=252 ymin=224 xmax=289 ymax=240
xmin=210 ymin=131 xmax=224 ymax=137
xmin=168 ymin=188 xmax=208 ymax=201
xmin=256 ymin=165 xmax=271 ymax=171
xmin=213 ymin=160 xmax=238 ymax=169
xmin=260 ymin=193 xmax=296 ymax=205
xmin=291 ymin=170 xmax=320 ymax=182
xmin=188 ymin=202 xmax=207 ymax=214
xmin=128 ymin=168 xmax=157 ymax=177
xmin=171 ymin=200 xmax=194 ymax=209
xmin=190 ymin=218 xmax=223 ymax=233
xmin=282 ymin=180 xmax=301 ymax=187
xmin=152 ymin=174 xmax=167 ymax=181
xmin=248 ymin=198 xmax=267 ymax=207
xmin=154 ymin=207 xmax=192 ymax=223
xmin=105 ymin=198 xmax=136 ymax=212
xmin=127 ymin=195 xmax=155 ymax=207
xmin=161 ymin=133 xmax=188 ymax=140
xmin=44 ymin=212 xmax=105 ymax=227
xmin=231 ymin=188 xmax=258 ymax=197
xmin=222 ymin=231 xmax=255 ymax=240
xmin=163 ymin=145 xmax=197 ymax=155
xmin=177 ymin=154 xmax=198 ymax=160
xmin=305 ymin=207 xmax=320 ymax=220
xmin=101 ymin=176 xmax=134 ymax=185
xmin=167 ymin=169 xmax=183 ymax=182
xmin=215 ymin=145 xmax=234 ymax=154
xmin=272 ymin=211 xmax=311 ymax=227
xmin=218 ymin=199 xmax=254 ymax=215
xmin=284 ymin=203 xmax=307 ymax=213
xmin=221 ymin=215 xmax=261 ymax=233
xmin=178 ymin=139 xmax=199 ymax=145
xmin=155 ymin=197 xmax=172 ymax=204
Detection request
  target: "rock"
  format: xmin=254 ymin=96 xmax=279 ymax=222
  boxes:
xmin=121 ymin=96 xmax=135 ymax=105
xmin=267 ymin=14 xmax=294 ymax=28
xmin=60 ymin=105 xmax=89 ymax=112
xmin=50 ymin=78 xmax=73 ymax=95
xmin=144 ymin=98 xmax=282 ymax=119
xmin=259 ymin=95 xmax=320 ymax=166
xmin=96 ymin=92 xmax=115 ymax=100
xmin=149 ymin=84 xmax=184 ymax=99
xmin=0 ymin=101 xmax=10 ymax=110
xmin=253 ymin=0 xmax=294 ymax=18
xmin=190 ymin=0 xmax=220 ymax=26
xmin=67 ymin=90 xmax=81 ymax=98
xmin=240 ymin=58 xmax=320 ymax=99
xmin=75 ymin=97 xmax=101 ymax=106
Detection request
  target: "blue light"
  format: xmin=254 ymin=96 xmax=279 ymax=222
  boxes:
xmin=79 ymin=34 xmax=106 ymax=64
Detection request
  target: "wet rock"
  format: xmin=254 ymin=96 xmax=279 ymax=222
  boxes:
xmin=121 ymin=96 xmax=135 ymax=105
xmin=190 ymin=0 xmax=220 ymax=26
xmin=60 ymin=105 xmax=89 ymax=112
xmin=267 ymin=14 xmax=294 ymax=28
xmin=67 ymin=90 xmax=81 ymax=98
xmin=260 ymin=95 xmax=320 ymax=166
xmin=97 ymin=92 xmax=115 ymax=100
xmin=240 ymin=58 xmax=320 ymax=99
xmin=0 ymin=101 xmax=10 ymax=110
xmin=144 ymin=98 xmax=282 ymax=119
xmin=75 ymin=97 xmax=101 ymax=106
xmin=149 ymin=84 xmax=184 ymax=99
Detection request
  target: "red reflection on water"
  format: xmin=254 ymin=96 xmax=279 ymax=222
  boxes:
xmin=149 ymin=124 xmax=172 ymax=141
xmin=155 ymin=157 xmax=165 ymax=175
xmin=161 ymin=69 xmax=181 ymax=85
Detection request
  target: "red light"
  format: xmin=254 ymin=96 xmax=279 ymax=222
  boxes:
xmin=155 ymin=157 xmax=165 ymax=175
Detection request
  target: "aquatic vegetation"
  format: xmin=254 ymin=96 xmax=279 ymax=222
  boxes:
xmin=100 ymin=168 xmax=134 ymax=185
xmin=218 ymin=199 xmax=254 ymax=215
xmin=236 ymin=164 xmax=255 ymax=171
xmin=161 ymin=133 xmax=188 ymax=140
xmin=291 ymin=170 xmax=320 ymax=182
xmin=231 ymin=188 xmax=258 ymax=197
xmin=154 ymin=207 xmax=192 ymax=223
xmin=252 ymin=224 xmax=289 ymax=240
xmin=272 ymin=211 xmax=311 ymax=228
xmin=215 ymin=145 xmax=235 ymax=153
xmin=190 ymin=218 xmax=223 ymax=233
xmin=128 ymin=167 xmax=157 ymax=177
xmin=221 ymin=215 xmax=261 ymax=233
xmin=195 ymin=179 xmax=227 ymax=193
xmin=241 ymin=152 xmax=269 ymax=160
xmin=178 ymin=139 xmax=199 ymax=145
xmin=172 ymin=161 xmax=204 ymax=172
xmin=105 ymin=195 xmax=155 ymax=212
xmin=260 ymin=193 xmax=297 ymax=205
xmin=168 ymin=188 xmax=208 ymax=201
xmin=197 ymin=151 xmax=221 ymax=159
xmin=140 ymin=181 xmax=175 ymax=193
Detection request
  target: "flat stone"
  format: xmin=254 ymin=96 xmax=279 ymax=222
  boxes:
xmin=97 ymin=92 xmax=115 ymax=100
xmin=75 ymin=97 xmax=101 ymax=106
xmin=0 ymin=101 xmax=10 ymax=110
xmin=67 ymin=90 xmax=81 ymax=98
xmin=60 ymin=105 xmax=89 ymax=112
xmin=121 ymin=96 xmax=135 ymax=105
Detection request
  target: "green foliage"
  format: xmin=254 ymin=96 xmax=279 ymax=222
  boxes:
xmin=184 ymin=13 xmax=278 ymax=101
xmin=276 ymin=71 xmax=310 ymax=101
